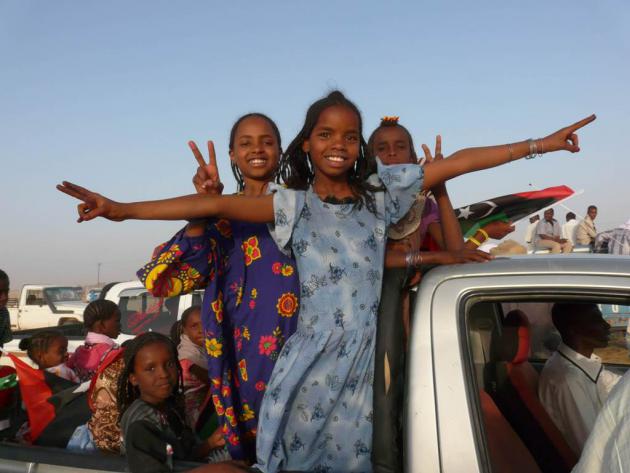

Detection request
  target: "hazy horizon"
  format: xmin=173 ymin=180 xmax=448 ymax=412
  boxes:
xmin=2 ymin=1 xmax=629 ymax=289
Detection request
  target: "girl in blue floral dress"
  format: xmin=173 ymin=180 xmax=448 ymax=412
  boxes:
xmin=59 ymin=93 xmax=594 ymax=472
xmin=136 ymin=114 xmax=299 ymax=463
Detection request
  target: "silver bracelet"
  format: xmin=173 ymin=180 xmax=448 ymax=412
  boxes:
xmin=414 ymin=252 xmax=423 ymax=267
xmin=405 ymin=250 xmax=424 ymax=269
xmin=405 ymin=251 xmax=415 ymax=270
xmin=538 ymin=138 xmax=544 ymax=157
xmin=526 ymin=138 xmax=537 ymax=160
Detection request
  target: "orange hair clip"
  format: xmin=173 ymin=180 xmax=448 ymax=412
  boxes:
xmin=380 ymin=116 xmax=400 ymax=125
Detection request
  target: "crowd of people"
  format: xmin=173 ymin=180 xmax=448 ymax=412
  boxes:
xmin=0 ymin=90 xmax=611 ymax=472
xmin=524 ymin=204 xmax=630 ymax=256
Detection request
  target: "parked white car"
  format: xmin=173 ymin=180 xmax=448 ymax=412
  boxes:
xmin=8 ymin=285 xmax=87 ymax=330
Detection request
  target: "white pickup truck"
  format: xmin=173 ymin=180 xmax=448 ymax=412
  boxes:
xmin=8 ymin=285 xmax=88 ymax=330
xmin=1 ymin=255 xmax=629 ymax=472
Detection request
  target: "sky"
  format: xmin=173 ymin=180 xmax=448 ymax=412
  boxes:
xmin=1 ymin=1 xmax=629 ymax=290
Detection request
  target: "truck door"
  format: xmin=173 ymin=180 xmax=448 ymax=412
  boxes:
xmin=19 ymin=288 xmax=47 ymax=330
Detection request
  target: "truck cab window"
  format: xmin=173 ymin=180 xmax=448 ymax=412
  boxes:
xmin=465 ymin=298 xmax=630 ymax=473
xmin=117 ymin=288 xmax=179 ymax=336
xmin=25 ymin=290 xmax=44 ymax=305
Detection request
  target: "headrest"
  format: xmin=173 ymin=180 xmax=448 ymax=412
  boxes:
xmin=497 ymin=310 xmax=531 ymax=365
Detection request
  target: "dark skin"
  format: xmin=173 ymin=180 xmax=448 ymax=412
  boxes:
xmin=36 ymin=336 xmax=69 ymax=369
xmin=57 ymin=112 xmax=596 ymax=231
xmin=93 ymin=310 xmax=122 ymax=339
xmin=0 ymin=279 xmax=8 ymax=309
xmin=538 ymin=209 xmax=568 ymax=244
xmin=182 ymin=309 xmax=209 ymax=384
xmin=562 ymin=306 xmax=611 ymax=358
xmin=186 ymin=115 xmax=282 ymax=237
xmin=373 ymin=129 xmax=491 ymax=267
xmin=129 ymin=342 xmax=225 ymax=456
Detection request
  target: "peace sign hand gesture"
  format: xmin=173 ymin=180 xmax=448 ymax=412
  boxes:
xmin=542 ymin=114 xmax=596 ymax=154
xmin=421 ymin=135 xmax=443 ymax=164
xmin=56 ymin=181 xmax=123 ymax=222
xmin=189 ymin=140 xmax=224 ymax=195
xmin=421 ymin=135 xmax=449 ymax=195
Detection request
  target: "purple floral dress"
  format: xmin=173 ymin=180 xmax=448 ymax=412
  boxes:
xmin=137 ymin=219 xmax=299 ymax=462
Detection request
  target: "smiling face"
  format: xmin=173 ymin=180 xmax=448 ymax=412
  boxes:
xmin=129 ymin=341 xmax=178 ymax=406
xmin=182 ymin=309 xmax=204 ymax=347
xmin=229 ymin=115 xmax=281 ymax=185
xmin=302 ymin=105 xmax=361 ymax=184
xmin=371 ymin=126 xmax=414 ymax=165
xmin=39 ymin=336 xmax=69 ymax=369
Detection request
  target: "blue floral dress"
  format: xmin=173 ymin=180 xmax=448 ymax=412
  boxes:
xmin=255 ymin=162 xmax=423 ymax=473
xmin=137 ymin=219 xmax=299 ymax=462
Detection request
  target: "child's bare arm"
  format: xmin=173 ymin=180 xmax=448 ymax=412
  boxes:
xmin=422 ymin=115 xmax=596 ymax=190
xmin=56 ymin=182 xmax=274 ymax=223
xmin=384 ymin=248 xmax=492 ymax=268
xmin=420 ymin=136 xmax=463 ymax=250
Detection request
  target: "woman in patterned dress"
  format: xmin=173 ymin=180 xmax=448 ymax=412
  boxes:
xmin=58 ymin=92 xmax=594 ymax=472
xmin=136 ymin=114 xmax=299 ymax=463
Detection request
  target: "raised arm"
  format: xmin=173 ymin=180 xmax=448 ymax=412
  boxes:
xmin=422 ymin=115 xmax=596 ymax=190
xmin=56 ymin=181 xmax=275 ymax=223
xmin=421 ymin=136 xmax=463 ymax=250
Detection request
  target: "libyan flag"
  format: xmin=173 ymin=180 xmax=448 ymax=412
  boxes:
xmin=7 ymin=353 xmax=90 ymax=446
xmin=455 ymin=185 xmax=575 ymax=238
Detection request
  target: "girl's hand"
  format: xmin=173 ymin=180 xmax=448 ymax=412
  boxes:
xmin=481 ymin=221 xmax=515 ymax=240
xmin=420 ymin=135 xmax=443 ymax=164
xmin=422 ymin=135 xmax=448 ymax=195
xmin=542 ymin=115 xmax=596 ymax=153
xmin=207 ymin=426 xmax=226 ymax=449
xmin=436 ymin=249 xmax=493 ymax=264
xmin=56 ymin=181 xmax=123 ymax=222
xmin=190 ymin=140 xmax=224 ymax=195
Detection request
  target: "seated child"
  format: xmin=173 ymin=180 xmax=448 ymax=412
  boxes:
xmin=170 ymin=306 xmax=209 ymax=429
xmin=68 ymin=300 xmax=121 ymax=381
xmin=118 ymin=332 xmax=225 ymax=473
xmin=19 ymin=330 xmax=79 ymax=383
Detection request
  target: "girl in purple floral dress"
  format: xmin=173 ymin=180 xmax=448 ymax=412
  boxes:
xmin=137 ymin=114 xmax=299 ymax=463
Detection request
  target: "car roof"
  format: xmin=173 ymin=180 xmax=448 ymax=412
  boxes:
xmin=421 ymin=254 xmax=630 ymax=286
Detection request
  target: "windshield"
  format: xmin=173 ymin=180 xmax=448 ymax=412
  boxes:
xmin=43 ymin=287 xmax=83 ymax=303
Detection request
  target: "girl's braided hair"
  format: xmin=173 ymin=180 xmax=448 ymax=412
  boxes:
xmin=169 ymin=305 xmax=201 ymax=347
xmin=18 ymin=330 xmax=64 ymax=366
xmin=366 ymin=116 xmax=418 ymax=163
xmin=116 ymin=332 xmax=184 ymax=420
xmin=229 ymin=113 xmax=283 ymax=192
xmin=83 ymin=299 xmax=119 ymax=331
xmin=279 ymin=90 xmax=382 ymax=214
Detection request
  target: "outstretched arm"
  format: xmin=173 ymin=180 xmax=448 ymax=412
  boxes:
xmin=56 ymin=181 xmax=275 ymax=223
xmin=422 ymin=115 xmax=596 ymax=190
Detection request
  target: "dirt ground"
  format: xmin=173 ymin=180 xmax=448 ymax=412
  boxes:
xmin=595 ymin=330 xmax=630 ymax=366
